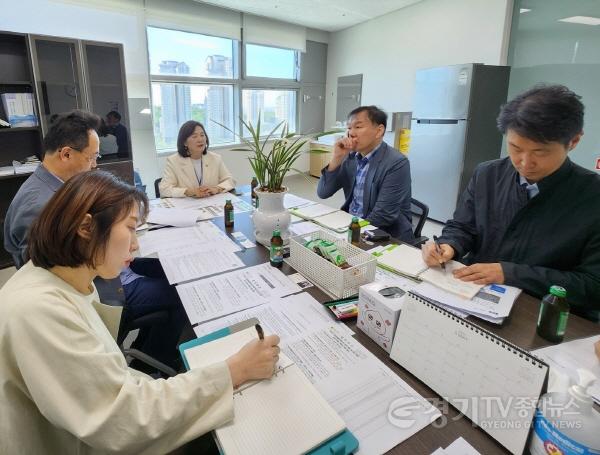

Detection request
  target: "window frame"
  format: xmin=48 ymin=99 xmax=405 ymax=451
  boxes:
xmin=147 ymin=26 xmax=301 ymax=153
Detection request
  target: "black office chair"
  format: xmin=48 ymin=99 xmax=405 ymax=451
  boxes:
xmin=94 ymin=277 xmax=176 ymax=377
xmin=154 ymin=178 xmax=162 ymax=198
xmin=410 ymin=197 xmax=429 ymax=248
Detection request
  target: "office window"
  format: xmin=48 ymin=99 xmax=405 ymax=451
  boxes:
xmin=147 ymin=27 xmax=235 ymax=79
xmin=151 ymin=83 xmax=234 ymax=150
xmin=242 ymin=89 xmax=297 ymax=134
xmin=245 ymin=44 xmax=298 ymax=79
xmin=147 ymin=27 xmax=300 ymax=151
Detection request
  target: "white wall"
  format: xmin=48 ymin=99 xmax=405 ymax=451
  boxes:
xmin=324 ymin=0 xmax=512 ymax=128
xmin=0 ymin=0 xmax=316 ymax=190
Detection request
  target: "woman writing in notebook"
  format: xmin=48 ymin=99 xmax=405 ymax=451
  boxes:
xmin=159 ymin=120 xmax=236 ymax=198
xmin=0 ymin=171 xmax=280 ymax=454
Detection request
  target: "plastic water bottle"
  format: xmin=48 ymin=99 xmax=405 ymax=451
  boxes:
xmin=529 ymin=369 xmax=600 ymax=454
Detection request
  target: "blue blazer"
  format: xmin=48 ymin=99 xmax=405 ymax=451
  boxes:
xmin=317 ymin=142 xmax=413 ymax=241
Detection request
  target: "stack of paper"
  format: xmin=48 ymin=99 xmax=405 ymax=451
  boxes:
xmin=289 ymin=203 xmax=338 ymax=220
xmin=312 ymin=210 xmax=368 ymax=233
xmin=147 ymin=207 xmax=212 ymax=227
xmin=138 ymin=222 xmax=245 ymax=284
xmin=413 ymin=281 xmax=521 ymax=324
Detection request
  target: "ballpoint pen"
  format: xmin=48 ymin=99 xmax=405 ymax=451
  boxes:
xmin=433 ymin=235 xmax=447 ymax=271
xmin=255 ymin=323 xmax=264 ymax=340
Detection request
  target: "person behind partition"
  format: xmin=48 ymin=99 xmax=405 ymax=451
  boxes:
xmin=105 ymin=110 xmax=129 ymax=157
xmin=159 ymin=120 xmax=235 ymax=198
xmin=316 ymin=105 xmax=413 ymax=242
xmin=422 ymin=84 xmax=600 ymax=322
xmin=0 ymin=171 xmax=281 ymax=454
xmin=98 ymin=118 xmax=118 ymax=156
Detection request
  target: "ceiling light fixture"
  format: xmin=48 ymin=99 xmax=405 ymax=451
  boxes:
xmin=558 ymin=16 xmax=600 ymax=26
xmin=520 ymin=8 xmax=531 ymax=13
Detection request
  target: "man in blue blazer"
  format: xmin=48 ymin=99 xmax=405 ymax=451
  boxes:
xmin=317 ymin=106 xmax=413 ymax=242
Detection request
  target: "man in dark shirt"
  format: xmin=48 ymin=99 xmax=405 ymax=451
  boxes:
xmin=422 ymin=85 xmax=600 ymax=321
xmin=106 ymin=110 xmax=129 ymax=157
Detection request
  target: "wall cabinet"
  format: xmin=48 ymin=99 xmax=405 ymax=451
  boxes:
xmin=0 ymin=30 xmax=133 ymax=268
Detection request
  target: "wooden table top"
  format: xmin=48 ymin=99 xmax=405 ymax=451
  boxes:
xmin=179 ymin=199 xmax=600 ymax=455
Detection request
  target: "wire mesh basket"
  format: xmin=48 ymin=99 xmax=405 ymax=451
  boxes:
xmin=288 ymin=230 xmax=376 ymax=299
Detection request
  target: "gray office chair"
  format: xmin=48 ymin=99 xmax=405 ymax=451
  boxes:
xmin=154 ymin=178 xmax=162 ymax=198
xmin=409 ymin=198 xmax=429 ymax=248
xmin=94 ymin=277 xmax=176 ymax=377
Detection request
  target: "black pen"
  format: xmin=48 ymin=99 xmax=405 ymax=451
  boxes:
xmin=433 ymin=235 xmax=446 ymax=271
xmin=255 ymin=323 xmax=264 ymax=341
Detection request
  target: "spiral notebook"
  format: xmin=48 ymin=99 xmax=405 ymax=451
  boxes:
xmin=390 ymin=293 xmax=548 ymax=455
xmin=180 ymin=322 xmax=357 ymax=455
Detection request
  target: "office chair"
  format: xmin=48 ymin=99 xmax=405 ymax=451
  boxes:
xmin=410 ymin=197 xmax=429 ymax=248
xmin=154 ymin=178 xmax=162 ymax=198
xmin=94 ymin=277 xmax=176 ymax=377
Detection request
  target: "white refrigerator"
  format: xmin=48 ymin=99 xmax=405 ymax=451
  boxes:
xmin=409 ymin=63 xmax=510 ymax=222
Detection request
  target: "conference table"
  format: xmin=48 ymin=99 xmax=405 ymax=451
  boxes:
xmin=173 ymin=195 xmax=600 ymax=455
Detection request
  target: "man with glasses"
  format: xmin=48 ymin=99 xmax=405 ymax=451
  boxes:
xmin=4 ymin=110 xmax=187 ymax=372
xmin=4 ymin=110 xmax=101 ymax=266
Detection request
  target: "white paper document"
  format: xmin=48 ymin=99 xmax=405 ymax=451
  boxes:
xmin=533 ymin=335 xmax=600 ymax=404
xmin=159 ymin=245 xmax=244 ymax=284
xmin=414 ymin=281 xmax=521 ymax=320
xmin=290 ymin=203 xmax=338 ymax=219
xmin=289 ymin=221 xmax=320 ymax=236
xmin=178 ymin=263 xmax=302 ymax=325
xmin=283 ymin=193 xmax=314 ymax=209
xmin=147 ymin=207 xmax=209 ymax=227
xmin=285 ymin=325 xmax=441 ymax=455
xmin=194 ymin=292 xmax=349 ymax=340
xmin=313 ymin=210 xmax=357 ymax=232
xmin=138 ymin=222 xmax=239 ymax=257
xmin=432 ymin=437 xmax=481 ymax=455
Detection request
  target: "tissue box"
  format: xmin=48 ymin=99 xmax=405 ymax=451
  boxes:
xmin=358 ymin=281 xmax=407 ymax=353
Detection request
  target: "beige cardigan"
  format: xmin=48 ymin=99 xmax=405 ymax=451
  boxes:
xmin=159 ymin=151 xmax=236 ymax=198
xmin=0 ymin=262 xmax=234 ymax=454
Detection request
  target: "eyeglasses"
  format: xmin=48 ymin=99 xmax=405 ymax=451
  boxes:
xmin=69 ymin=147 xmax=101 ymax=162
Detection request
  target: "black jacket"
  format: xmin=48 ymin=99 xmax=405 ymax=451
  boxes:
xmin=439 ymin=157 xmax=600 ymax=319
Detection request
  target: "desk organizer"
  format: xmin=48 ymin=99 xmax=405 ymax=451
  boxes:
xmin=288 ymin=230 xmax=376 ymax=299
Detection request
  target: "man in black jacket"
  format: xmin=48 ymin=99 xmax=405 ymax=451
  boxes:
xmin=422 ymin=85 xmax=600 ymax=321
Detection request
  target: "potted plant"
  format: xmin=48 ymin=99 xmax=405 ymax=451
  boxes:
xmin=215 ymin=117 xmax=332 ymax=246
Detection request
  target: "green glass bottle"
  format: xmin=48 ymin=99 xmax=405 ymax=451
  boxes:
xmin=270 ymin=229 xmax=284 ymax=268
xmin=348 ymin=216 xmax=361 ymax=246
xmin=536 ymin=285 xmax=570 ymax=343
xmin=224 ymin=199 xmax=234 ymax=227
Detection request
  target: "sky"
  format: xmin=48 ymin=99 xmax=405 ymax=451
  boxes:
xmin=148 ymin=26 xmax=296 ymax=105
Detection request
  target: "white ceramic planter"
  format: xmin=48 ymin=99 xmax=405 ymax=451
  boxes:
xmin=252 ymin=188 xmax=291 ymax=246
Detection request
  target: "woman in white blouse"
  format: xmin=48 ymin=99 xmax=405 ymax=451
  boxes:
xmin=159 ymin=120 xmax=235 ymax=198
xmin=0 ymin=171 xmax=279 ymax=454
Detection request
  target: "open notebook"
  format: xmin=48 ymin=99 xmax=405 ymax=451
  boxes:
xmin=373 ymin=244 xmax=483 ymax=299
xmin=180 ymin=324 xmax=353 ymax=455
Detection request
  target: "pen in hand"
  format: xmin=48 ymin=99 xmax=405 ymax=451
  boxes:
xmin=255 ymin=323 xmax=264 ymax=341
xmin=433 ymin=235 xmax=447 ymax=271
